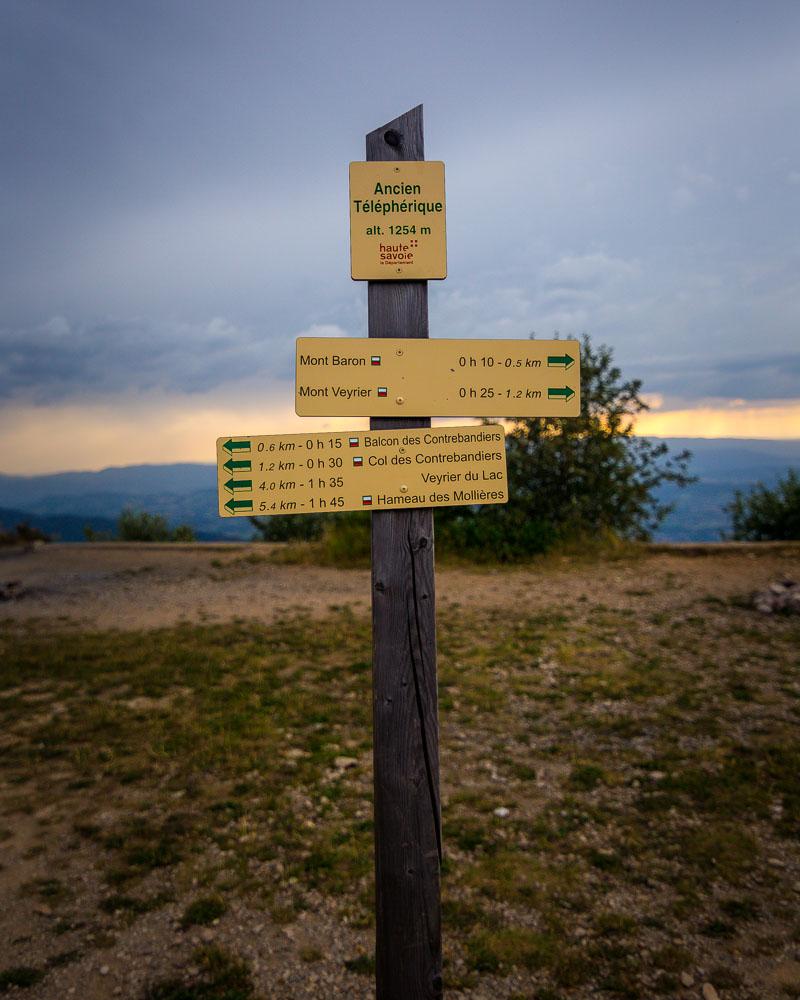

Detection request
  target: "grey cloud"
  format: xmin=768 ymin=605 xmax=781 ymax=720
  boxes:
xmin=2 ymin=0 xmax=799 ymax=413
xmin=0 ymin=316 xmax=304 ymax=403
xmin=541 ymin=254 xmax=641 ymax=291
xmin=636 ymin=353 xmax=800 ymax=406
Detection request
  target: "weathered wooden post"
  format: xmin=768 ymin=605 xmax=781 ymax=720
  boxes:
xmin=367 ymin=106 xmax=443 ymax=1000
xmin=216 ymin=105 xmax=579 ymax=1000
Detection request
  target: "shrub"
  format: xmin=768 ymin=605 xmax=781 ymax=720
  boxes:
xmin=437 ymin=334 xmax=694 ymax=560
xmin=0 ymin=522 xmax=50 ymax=546
xmin=726 ymin=468 xmax=800 ymax=540
xmin=117 ymin=509 xmax=195 ymax=542
xmin=118 ymin=509 xmax=171 ymax=542
xmin=249 ymin=513 xmax=326 ymax=542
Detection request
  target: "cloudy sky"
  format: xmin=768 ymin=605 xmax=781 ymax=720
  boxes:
xmin=2 ymin=0 xmax=799 ymax=473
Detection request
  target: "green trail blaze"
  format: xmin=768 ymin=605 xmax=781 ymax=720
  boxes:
xmin=547 ymin=353 xmax=575 ymax=370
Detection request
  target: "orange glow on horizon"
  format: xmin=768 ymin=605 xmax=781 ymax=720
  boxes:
xmin=0 ymin=395 xmax=798 ymax=475
xmin=634 ymin=401 xmax=800 ymax=440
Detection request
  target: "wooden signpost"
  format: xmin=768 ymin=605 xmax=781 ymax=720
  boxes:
xmin=216 ymin=104 xmax=582 ymax=1000
xmin=365 ymin=106 xmax=443 ymax=1000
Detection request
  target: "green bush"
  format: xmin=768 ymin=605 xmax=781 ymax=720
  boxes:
xmin=180 ymin=894 xmax=227 ymax=928
xmin=436 ymin=334 xmax=694 ymax=560
xmin=503 ymin=335 xmax=693 ymax=540
xmin=726 ymin=468 xmax=800 ymax=540
xmin=319 ymin=512 xmax=371 ymax=565
xmin=249 ymin=513 xmax=326 ymax=542
xmin=436 ymin=506 xmax=556 ymax=561
xmin=118 ymin=509 xmax=171 ymax=541
xmin=0 ymin=522 xmax=50 ymax=546
xmin=83 ymin=524 xmax=113 ymax=542
xmin=117 ymin=509 xmax=195 ymax=542
xmin=0 ymin=967 xmax=44 ymax=990
xmin=251 ymin=511 xmax=370 ymax=565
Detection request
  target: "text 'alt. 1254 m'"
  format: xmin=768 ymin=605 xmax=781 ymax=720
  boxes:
xmin=349 ymin=161 xmax=446 ymax=280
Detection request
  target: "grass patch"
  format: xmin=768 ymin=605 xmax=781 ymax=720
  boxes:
xmin=675 ymin=825 xmax=758 ymax=883
xmin=181 ymin=895 xmax=228 ymax=929
xmin=19 ymin=877 xmax=72 ymax=904
xmin=720 ymin=896 xmax=759 ymax=920
xmin=299 ymin=946 xmax=322 ymax=962
xmin=144 ymin=946 xmax=256 ymax=1000
xmin=463 ymin=849 xmax=578 ymax=907
xmin=46 ymin=950 xmax=82 ymax=968
xmin=343 ymin=954 xmax=375 ymax=975
xmin=568 ymin=762 xmax=608 ymax=791
xmin=100 ymin=893 xmax=172 ymax=916
xmin=0 ymin=967 xmax=44 ymax=991
xmin=1 ymin=581 xmax=799 ymax=996
xmin=467 ymin=927 xmax=590 ymax=986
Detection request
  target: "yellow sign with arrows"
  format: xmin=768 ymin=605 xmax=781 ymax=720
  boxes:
xmin=216 ymin=427 xmax=508 ymax=517
xmin=295 ymin=337 xmax=580 ymax=417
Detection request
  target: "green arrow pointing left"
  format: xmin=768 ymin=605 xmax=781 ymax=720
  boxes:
xmin=224 ymin=498 xmax=253 ymax=514
xmin=223 ymin=458 xmax=251 ymax=473
xmin=547 ymin=353 xmax=575 ymax=370
xmin=223 ymin=438 xmax=251 ymax=454
xmin=547 ymin=386 xmax=576 ymax=401
xmin=224 ymin=478 xmax=253 ymax=494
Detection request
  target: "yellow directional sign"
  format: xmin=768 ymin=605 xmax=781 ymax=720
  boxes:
xmin=216 ymin=427 xmax=507 ymax=517
xmin=350 ymin=161 xmax=446 ymax=280
xmin=295 ymin=338 xmax=581 ymax=417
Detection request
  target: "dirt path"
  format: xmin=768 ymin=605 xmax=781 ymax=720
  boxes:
xmin=1 ymin=542 xmax=798 ymax=632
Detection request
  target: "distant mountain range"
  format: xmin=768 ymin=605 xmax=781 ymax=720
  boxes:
xmin=0 ymin=463 xmax=244 ymax=541
xmin=1 ymin=438 xmax=798 ymax=543
xmin=653 ymin=438 xmax=800 ymax=540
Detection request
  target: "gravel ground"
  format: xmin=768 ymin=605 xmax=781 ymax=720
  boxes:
xmin=1 ymin=542 xmax=798 ymax=1000
xmin=1 ymin=541 xmax=798 ymax=632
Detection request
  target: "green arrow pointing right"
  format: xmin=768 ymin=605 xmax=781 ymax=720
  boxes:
xmin=222 ymin=438 xmax=251 ymax=455
xmin=547 ymin=353 xmax=575 ymax=370
xmin=224 ymin=498 xmax=253 ymax=514
xmin=223 ymin=458 xmax=252 ymax=473
xmin=547 ymin=386 xmax=576 ymax=401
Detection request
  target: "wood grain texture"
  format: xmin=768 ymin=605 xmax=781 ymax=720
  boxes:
xmin=367 ymin=105 xmax=443 ymax=1000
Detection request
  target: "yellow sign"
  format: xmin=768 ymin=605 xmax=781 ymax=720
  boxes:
xmin=349 ymin=161 xmax=446 ymax=280
xmin=216 ymin=427 xmax=507 ymax=517
xmin=295 ymin=338 xmax=581 ymax=417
